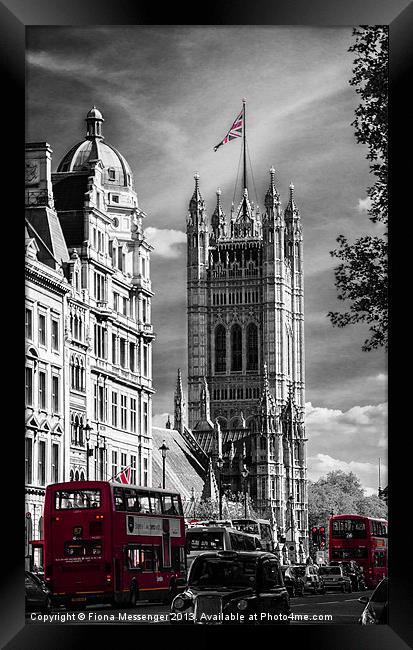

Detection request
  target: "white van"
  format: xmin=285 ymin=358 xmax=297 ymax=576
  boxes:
xmin=185 ymin=526 xmax=261 ymax=572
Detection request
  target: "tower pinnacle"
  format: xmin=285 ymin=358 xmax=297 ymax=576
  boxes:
xmin=85 ymin=106 xmax=104 ymax=140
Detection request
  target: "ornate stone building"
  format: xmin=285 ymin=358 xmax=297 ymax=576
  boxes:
xmin=25 ymin=108 xmax=155 ymax=566
xmin=180 ymin=165 xmax=308 ymax=560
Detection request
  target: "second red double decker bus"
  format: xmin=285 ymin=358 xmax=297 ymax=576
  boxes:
xmin=328 ymin=514 xmax=388 ymax=589
xmin=43 ymin=480 xmax=186 ymax=608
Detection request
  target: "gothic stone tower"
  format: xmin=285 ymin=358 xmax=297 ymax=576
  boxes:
xmin=186 ymin=168 xmax=308 ymax=559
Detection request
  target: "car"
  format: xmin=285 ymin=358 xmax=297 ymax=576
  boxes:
xmin=280 ymin=566 xmax=305 ymax=598
xmin=358 ymin=577 xmax=388 ymax=624
xmin=171 ymin=550 xmax=291 ymax=625
xmin=25 ymin=571 xmax=51 ymax=612
xmin=329 ymin=560 xmax=366 ymax=591
xmin=318 ymin=565 xmax=352 ymax=593
xmin=294 ymin=564 xmax=325 ymax=594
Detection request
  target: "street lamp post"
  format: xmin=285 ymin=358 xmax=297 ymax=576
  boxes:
xmin=191 ymin=487 xmax=196 ymax=519
xmin=83 ymin=421 xmax=93 ymax=481
xmin=241 ymin=466 xmax=249 ymax=518
xmin=216 ymin=457 xmax=223 ymax=520
xmin=159 ymin=441 xmax=169 ymax=489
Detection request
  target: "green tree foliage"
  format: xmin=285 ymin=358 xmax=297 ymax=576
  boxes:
xmin=308 ymin=470 xmax=387 ymax=528
xmin=328 ymin=26 xmax=388 ymax=351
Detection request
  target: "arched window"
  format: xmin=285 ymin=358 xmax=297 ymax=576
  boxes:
xmin=70 ymin=469 xmax=74 ymax=482
xmin=215 ymin=325 xmax=226 ymax=373
xmin=74 ymin=414 xmax=80 ymax=446
xmin=74 ymin=470 xmax=79 ymax=481
xmin=231 ymin=324 xmax=242 ymax=372
xmin=80 ymin=471 xmax=85 ymax=481
xmin=246 ymin=323 xmax=258 ymax=371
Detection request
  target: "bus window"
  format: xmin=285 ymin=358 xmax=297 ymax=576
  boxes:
xmin=162 ymin=494 xmax=178 ymax=515
xmin=332 ymin=519 xmax=366 ymax=539
xmin=374 ymin=551 xmax=386 ymax=567
xmin=113 ymin=487 xmax=125 ymax=511
xmin=150 ymin=494 xmax=162 ymax=514
xmin=187 ymin=531 xmax=224 ymax=551
xmin=136 ymin=492 xmax=151 ymax=514
xmin=261 ymin=524 xmax=272 ymax=542
xmin=172 ymin=546 xmax=186 ymax=573
xmin=125 ymin=545 xmax=161 ymax=571
xmin=55 ymin=489 xmax=101 ymax=510
xmin=173 ymin=495 xmax=182 ymax=515
xmin=125 ymin=489 xmax=140 ymax=512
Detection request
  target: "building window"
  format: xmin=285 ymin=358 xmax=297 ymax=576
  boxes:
xmin=25 ymin=367 xmax=33 ymax=406
xmin=52 ymin=375 xmax=60 ymax=413
xmin=94 ymin=323 xmax=107 ymax=359
xmin=143 ymin=457 xmax=148 ymax=487
xmin=121 ymin=453 xmax=127 ymax=473
xmin=231 ymin=324 xmax=242 ymax=372
xmin=143 ymin=343 xmax=148 ymax=377
xmin=122 ymin=297 xmax=129 ymax=316
xmin=108 ymin=168 xmax=116 ymax=181
xmin=119 ymin=339 xmax=126 ymax=368
xmin=93 ymin=271 xmax=106 ymax=302
xmin=246 ymin=323 xmax=258 ymax=371
xmin=38 ymin=313 xmax=46 ymax=346
xmin=51 ymin=318 xmax=59 ymax=351
xmin=215 ymin=325 xmax=226 ymax=373
xmin=112 ymin=392 xmax=118 ymax=427
xmin=39 ymin=370 xmax=47 ymax=410
xmin=112 ymin=334 xmax=117 ymax=364
xmin=38 ymin=440 xmax=46 ymax=486
xmin=25 ymin=438 xmax=33 ymax=484
xmin=96 ymin=385 xmax=108 ymax=422
xmin=129 ymin=343 xmax=135 ymax=372
xmin=141 ymin=257 xmax=146 ymax=278
xmin=113 ymin=292 xmax=119 ymax=311
xmin=143 ymin=402 xmax=148 ymax=435
xmin=112 ymin=194 xmax=119 ymax=204
xmin=130 ymin=398 xmax=137 ymax=432
xmin=121 ymin=395 xmax=127 ymax=429
xmin=51 ymin=444 xmax=59 ymax=483
xmin=112 ymin=451 xmax=118 ymax=479
xmin=130 ymin=455 xmax=136 ymax=484
xmin=25 ymin=307 xmax=33 ymax=340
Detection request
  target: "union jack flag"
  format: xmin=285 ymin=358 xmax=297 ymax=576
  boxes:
xmin=113 ymin=465 xmax=132 ymax=484
xmin=213 ymin=109 xmax=243 ymax=152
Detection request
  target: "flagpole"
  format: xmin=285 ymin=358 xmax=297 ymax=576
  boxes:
xmin=243 ymin=98 xmax=247 ymax=191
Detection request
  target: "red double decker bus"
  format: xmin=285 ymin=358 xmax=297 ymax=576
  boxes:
xmin=328 ymin=514 xmax=388 ymax=589
xmin=43 ymin=481 xmax=186 ymax=608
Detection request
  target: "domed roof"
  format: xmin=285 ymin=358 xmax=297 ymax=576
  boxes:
xmin=86 ymin=106 xmax=103 ymax=120
xmin=57 ymin=108 xmax=133 ymax=188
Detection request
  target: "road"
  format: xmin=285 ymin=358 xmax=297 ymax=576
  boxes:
xmin=26 ymin=590 xmax=372 ymax=626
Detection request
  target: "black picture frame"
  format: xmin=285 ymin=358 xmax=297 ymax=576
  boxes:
xmin=4 ymin=0 xmax=411 ymax=647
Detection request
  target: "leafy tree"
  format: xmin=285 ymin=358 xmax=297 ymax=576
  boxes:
xmin=308 ymin=470 xmax=387 ymax=528
xmin=328 ymin=26 xmax=388 ymax=351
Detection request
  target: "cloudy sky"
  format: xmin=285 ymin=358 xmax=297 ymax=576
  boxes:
xmin=26 ymin=26 xmax=387 ymax=495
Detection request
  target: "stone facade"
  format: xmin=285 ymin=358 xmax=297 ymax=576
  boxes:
xmin=183 ymin=168 xmax=308 ymax=560
xmin=25 ymin=109 xmax=155 ymax=567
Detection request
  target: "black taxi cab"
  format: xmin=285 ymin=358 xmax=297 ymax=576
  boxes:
xmin=170 ymin=551 xmax=290 ymax=625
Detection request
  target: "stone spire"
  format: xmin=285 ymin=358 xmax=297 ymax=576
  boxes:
xmin=211 ymin=188 xmax=227 ymax=240
xmin=200 ymin=376 xmax=211 ymax=422
xmin=284 ymin=182 xmax=300 ymax=220
xmin=265 ymin=166 xmax=280 ymax=209
xmin=258 ymin=362 xmax=277 ymax=433
xmin=174 ymin=369 xmax=185 ymax=434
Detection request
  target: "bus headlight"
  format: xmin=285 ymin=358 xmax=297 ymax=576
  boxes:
xmin=237 ymin=599 xmax=248 ymax=611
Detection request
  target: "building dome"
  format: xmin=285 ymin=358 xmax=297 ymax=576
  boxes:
xmin=57 ymin=108 xmax=133 ymax=188
xmin=86 ymin=106 xmax=103 ymax=120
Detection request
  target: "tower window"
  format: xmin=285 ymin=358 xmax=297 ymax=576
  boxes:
xmin=231 ymin=324 xmax=242 ymax=372
xmin=215 ymin=325 xmax=226 ymax=373
xmin=246 ymin=323 xmax=258 ymax=371
xmin=108 ymin=168 xmax=116 ymax=180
